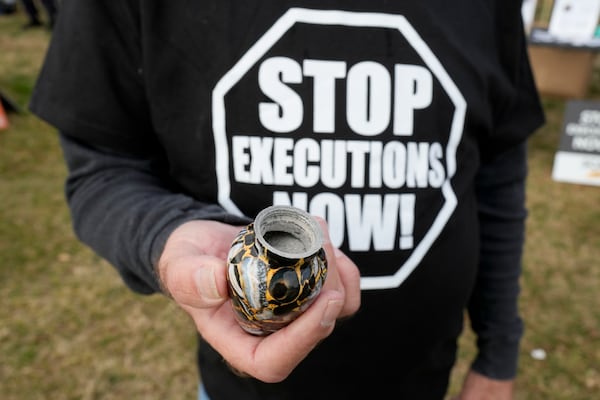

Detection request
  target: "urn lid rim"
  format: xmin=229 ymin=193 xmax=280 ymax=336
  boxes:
xmin=254 ymin=205 xmax=324 ymax=260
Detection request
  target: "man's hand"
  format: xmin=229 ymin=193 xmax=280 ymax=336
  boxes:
xmin=453 ymin=370 xmax=514 ymax=400
xmin=157 ymin=218 xmax=361 ymax=383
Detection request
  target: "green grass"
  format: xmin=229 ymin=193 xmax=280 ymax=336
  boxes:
xmin=1 ymin=4 xmax=599 ymax=399
xmin=0 ymin=13 xmax=198 ymax=400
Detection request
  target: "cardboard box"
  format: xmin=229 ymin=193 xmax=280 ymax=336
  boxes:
xmin=527 ymin=44 xmax=595 ymax=98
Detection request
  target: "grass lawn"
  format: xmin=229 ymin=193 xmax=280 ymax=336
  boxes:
xmin=1 ymin=5 xmax=599 ymax=400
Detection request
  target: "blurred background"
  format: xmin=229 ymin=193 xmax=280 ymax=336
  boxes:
xmin=1 ymin=1 xmax=599 ymax=399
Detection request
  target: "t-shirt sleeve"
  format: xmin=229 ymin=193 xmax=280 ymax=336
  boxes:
xmin=480 ymin=0 xmax=545 ymax=160
xmin=29 ymin=0 xmax=156 ymax=156
xmin=30 ymin=1 xmax=251 ymax=294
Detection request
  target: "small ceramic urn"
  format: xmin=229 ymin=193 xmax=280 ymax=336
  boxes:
xmin=226 ymin=205 xmax=328 ymax=336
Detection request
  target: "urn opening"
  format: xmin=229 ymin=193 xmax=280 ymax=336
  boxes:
xmin=254 ymin=206 xmax=323 ymax=260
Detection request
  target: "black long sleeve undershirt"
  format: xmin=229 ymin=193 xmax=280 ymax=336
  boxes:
xmin=470 ymin=142 xmax=529 ymax=379
xmin=59 ymin=133 xmax=250 ymax=294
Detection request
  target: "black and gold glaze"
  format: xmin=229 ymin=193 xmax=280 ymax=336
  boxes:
xmin=227 ymin=223 xmax=327 ymax=336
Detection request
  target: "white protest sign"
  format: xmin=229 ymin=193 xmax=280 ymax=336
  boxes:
xmin=522 ymin=0 xmax=537 ymax=34
xmin=552 ymin=100 xmax=600 ymax=186
xmin=548 ymin=0 xmax=600 ymax=42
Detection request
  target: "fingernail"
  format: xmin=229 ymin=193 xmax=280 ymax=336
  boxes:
xmin=194 ymin=267 xmax=221 ymax=301
xmin=321 ymin=299 xmax=342 ymax=328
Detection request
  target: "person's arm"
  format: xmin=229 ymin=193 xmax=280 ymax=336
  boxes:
xmin=59 ymin=132 xmax=250 ymax=294
xmin=59 ymin=132 xmax=362 ymax=382
xmin=470 ymin=141 xmax=528 ymax=379
xmin=457 ymin=141 xmax=529 ymax=399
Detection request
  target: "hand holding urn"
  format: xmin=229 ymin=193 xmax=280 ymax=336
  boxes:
xmin=226 ymin=206 xmax=328 ymax=336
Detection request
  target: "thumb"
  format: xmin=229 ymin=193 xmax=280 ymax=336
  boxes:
xmin=162 ymin=255 xmax=229 ymax=309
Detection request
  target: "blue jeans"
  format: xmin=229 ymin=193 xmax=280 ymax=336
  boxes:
xmin=198 ymin=383 xmax=211 ymax=400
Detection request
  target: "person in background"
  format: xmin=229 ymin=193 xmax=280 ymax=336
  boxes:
xmin=20 ymin=0 xmax=57 ymax=29
xmin=30 ymin=1 xmax=545 ymax=399
xmin=0 ymin=0 xmax=17 ymax=15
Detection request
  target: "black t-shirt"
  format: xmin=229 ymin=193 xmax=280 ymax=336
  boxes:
xmin=30 ymin=1 xmax=544 ymax=398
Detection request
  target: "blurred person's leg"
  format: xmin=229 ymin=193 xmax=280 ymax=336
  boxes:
xmin=0 ymin=0 xmax=17 ymax=14
xmin=39 ymin=0 xmax=56 ymax=28
xmin=19 ymin=0 xmax=42 ymax=28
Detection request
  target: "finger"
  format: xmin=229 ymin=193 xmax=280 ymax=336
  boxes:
xmin=313 ymin=217 xmax=342 ymax=292
xmin=204 ymin=289 xmax=345 ymax=383
xmin=331 ymin=247 xmax=361 ymax=317
xmin=314 ymin=216 xmax=361 ymax=317
xmin=162 ymin=254 xmax=229 ymax=309
xmin=253 ymin=289 xmax=344 ymax=382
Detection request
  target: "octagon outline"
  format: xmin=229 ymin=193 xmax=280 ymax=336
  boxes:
xmin=212 ymin=8 xmax=467 ymax=290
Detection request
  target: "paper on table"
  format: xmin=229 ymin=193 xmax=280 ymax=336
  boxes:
xmin=521 ymin=0 xmax=537 ymax=34
xmin=548 ymin=0 xmax=600 ymax=42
